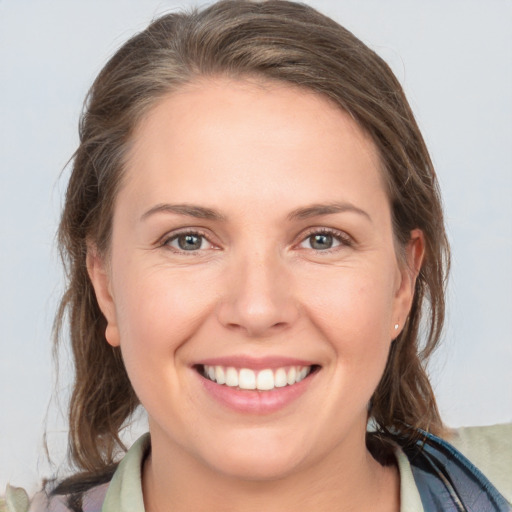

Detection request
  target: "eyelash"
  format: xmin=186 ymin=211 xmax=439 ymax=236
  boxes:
xmin=297 ymin=227 xmax=353 ymax=253
xmin=158 ymin=227 xmax=353 ymax=255
xmin=159 ymin=229 xmax=215 ymax=255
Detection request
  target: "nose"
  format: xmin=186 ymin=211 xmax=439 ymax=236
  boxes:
xmin=216 ymin=250 xmax=300 ymax=338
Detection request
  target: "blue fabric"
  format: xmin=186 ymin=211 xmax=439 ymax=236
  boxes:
xmin=397 ymin=430 xmax=511 ymax=512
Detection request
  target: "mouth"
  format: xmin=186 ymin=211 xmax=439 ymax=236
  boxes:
xmin=196 ymin=364 xmax=320 ymax=391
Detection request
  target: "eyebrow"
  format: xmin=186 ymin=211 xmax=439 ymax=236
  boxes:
xmin=140 ymin=203 xmax=226 ymax=222
xmin=287 ymin=202 xmax=372 ymax=222
xmin=140 ymin=201 xmax=371 ymax=223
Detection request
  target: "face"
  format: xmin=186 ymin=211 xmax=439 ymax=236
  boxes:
xmin=89 ymin=78 xmax=420 ymax=481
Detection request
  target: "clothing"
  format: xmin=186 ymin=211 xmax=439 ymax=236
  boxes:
xmin=395 ymin=425 xmax=512 ymax=511
xmin=12 ymin=424 xmax=512 ymax=512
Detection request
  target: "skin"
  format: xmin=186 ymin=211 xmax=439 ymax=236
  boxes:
xmin=88 ymin=78 xmax=423 ymax=511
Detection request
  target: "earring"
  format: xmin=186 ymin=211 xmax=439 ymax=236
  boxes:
xmin=394 ymin=323 xmax=399 ymax=330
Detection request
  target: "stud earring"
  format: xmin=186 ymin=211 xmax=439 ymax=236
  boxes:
xmin=394 ymin=324 xmax=399 ymax=330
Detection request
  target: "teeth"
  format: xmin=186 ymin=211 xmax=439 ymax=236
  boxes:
xmin=287 ymin=366 xmax=296 ymax=385
xmin=202 ymin=364 xmax=313 ymax=391
xmin=239 ymin=369 xmax=256 ymax=390
xmin=298 ymin=367 xmax=309 ymax=381
xmin=274 ymin=368 xmax=287 ymax=388
xmin=225 ymin=367 xmax=238 ymax=387
xmin=256 ymin=369 xmax=274 ymax=390
xmin=216 ymin=366 xmax=226 ymax=385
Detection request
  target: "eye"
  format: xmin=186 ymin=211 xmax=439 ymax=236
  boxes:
xmin=298 ymin=229 xmax=351 ymax=251
xmin=164 ymin=232 xmax=212 ymax=252
xmin=306 ymin=233 xmax=337 ymax=250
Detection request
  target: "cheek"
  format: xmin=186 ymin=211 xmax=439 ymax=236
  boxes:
xmin=298 ymin=263 xmax=397 ymax=400
xmin=112 ymin=263 xmax=217 ymax=356
xmin=110 ymin=265 xmax=218 ymax=413
xmin=302 ymin=267 xmax=396 ymax=345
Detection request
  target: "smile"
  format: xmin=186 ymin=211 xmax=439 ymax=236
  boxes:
xmin=201 ymin=365 xmax=315 ymax=391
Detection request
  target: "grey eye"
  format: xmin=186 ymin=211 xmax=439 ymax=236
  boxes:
xmin=299 ymin=231 xmax=344 ymax=251
xmin=309 ymin=233 xmax=334 ymax=250
xmin=175 ymin=234 xmax=204 ymax=251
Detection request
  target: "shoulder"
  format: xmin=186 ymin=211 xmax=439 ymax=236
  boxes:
xmin=101 ymin=434 xmax=149 ymax=511
xmin=445 ymin=423 xmax=512 ymax=503
xmin=3 ymin=482 xmax=110 ymax=512
xmin=7 ymin=434 xmax=149 ymax=512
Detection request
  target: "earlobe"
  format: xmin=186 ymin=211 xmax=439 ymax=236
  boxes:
xmin=392 ymin=229 xmax=425 ymax=337
xmin=86 ymin=245 xmax=120 ymax=347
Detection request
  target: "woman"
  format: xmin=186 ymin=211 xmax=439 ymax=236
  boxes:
xmin=7 ymin=0 xmax=510 ymax=511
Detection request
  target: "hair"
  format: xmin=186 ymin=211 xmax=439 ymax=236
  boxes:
xmin=55 ymin=0 xmax=450 ymax=488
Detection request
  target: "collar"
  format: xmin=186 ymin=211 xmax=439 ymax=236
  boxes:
xmin=102 ymin=433 xmax=424 ymax=512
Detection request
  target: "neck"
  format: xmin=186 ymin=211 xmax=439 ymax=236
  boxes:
xmin=142 ymin=429 xmax=399 ymax=512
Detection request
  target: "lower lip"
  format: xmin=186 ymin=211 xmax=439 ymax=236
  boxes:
xmin=197 ymin=370 xmax=317 ymax=414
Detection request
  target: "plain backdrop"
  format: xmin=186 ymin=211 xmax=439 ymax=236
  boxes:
xmin=1 ymin=0 xmax=511 ymax=493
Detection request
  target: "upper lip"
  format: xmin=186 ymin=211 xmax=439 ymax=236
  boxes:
xmin=194 ymin=355 xmax=319 ymax=370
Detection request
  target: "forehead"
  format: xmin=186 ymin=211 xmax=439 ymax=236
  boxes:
xmin=132 ymin=76 xmax=377 ymax=152
xmin=121 ymin=77 xmax=387 ymax=216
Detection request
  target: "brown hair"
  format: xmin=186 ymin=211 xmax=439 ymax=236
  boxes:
xmin=56 ymin=0 xmax=449 ymax=478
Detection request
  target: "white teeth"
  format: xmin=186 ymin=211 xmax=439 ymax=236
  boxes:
xmin=239 ymin=369 xmax=256 ymax=390
xmin=202 ymin=364 xmax=314 ymax=391
xmin=274 ymin=368 xmax=288 ymax=388
xmin=225 ymin=367 xmax=238 ymax=387
xmin=216 ymin=366 xmax=226 ymax=385
xmin=256 ymin=369 xmax=274 ymax=390
xmin=287 ymin=366 xmax=297 ymax=385
xmin=298 ymin=367 xmax=309 ymax=381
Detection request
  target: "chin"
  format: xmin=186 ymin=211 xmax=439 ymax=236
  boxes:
xmin=198 ymin=431 xmax=309 ymax=482
xmin=208 ymin=452 xmax=304 ymax=482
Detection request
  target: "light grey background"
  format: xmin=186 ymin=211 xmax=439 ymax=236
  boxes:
xmin=1 ymin=0 xmax=511 ymax=493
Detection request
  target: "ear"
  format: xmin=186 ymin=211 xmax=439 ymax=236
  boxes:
xmin=392 ymin=228 xmax=425 ymax=338
xmin=86 ymin=245 xmax=120 ymax=347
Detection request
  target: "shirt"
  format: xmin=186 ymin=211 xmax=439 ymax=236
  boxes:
xmin=6 ymin=423 xmax=511 ymax=512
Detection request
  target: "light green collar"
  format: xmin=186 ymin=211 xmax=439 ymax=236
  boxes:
xmin=101 ymin=433 xmax=424 ymax=512
xmin=102 ymin=434 xmax=149 ymax=512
